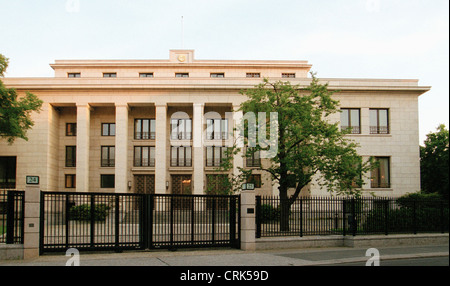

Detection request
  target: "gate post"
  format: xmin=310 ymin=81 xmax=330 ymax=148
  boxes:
xmin=24 ymin=184 xmax=41 ymax=259
xmin=240 ymin=190 xmax=256 ymax=251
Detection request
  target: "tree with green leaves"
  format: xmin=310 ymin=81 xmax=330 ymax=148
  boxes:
xmin=222 ymin=74 xmax=373 ymax=231
xmin=0 ymin=54 xmax=43 ymax=144
xmin=420 ymin=124 xmax=449 ymax=199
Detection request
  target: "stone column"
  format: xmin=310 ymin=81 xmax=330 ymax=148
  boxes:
xmin=193 ymin=103 xmax=204 ymax=195
xmin=115 ymin=104 xmax=129 ymax=193
xmin=23 ymin=184 xmax=40 ymax=259
xmin=240 ymin=190 xmax=256 ymax=251
xmin=76 ymin=104 xmax=91 ymax=192
xmin=155 ymin=104 xmax=167 ymax=194
xmin=233 ymin=106 xmax=244 ymax=178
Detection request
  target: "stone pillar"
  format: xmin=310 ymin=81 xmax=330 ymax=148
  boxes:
xmin=155 ymin=104 xmax=167 ymax=194
xmin=193 ymin=103 xmax=204 ymax=195
xmin=115 ymin=104 xmax=129 ymax=193
xmin=23 ymin=184 xmax=40 ymax=259
xmin=240 ymin=190 xmax=256 ymax=251
xmin=76 ymin=104 xmax=91 ymax=192
xmin=233 ymin=106 xmax=244 ymax=177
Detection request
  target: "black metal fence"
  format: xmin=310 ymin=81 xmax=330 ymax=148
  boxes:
xmin=40 ymin=192 xmax=240 ymax=253
xmin=0 ymin=190 xmax=25 ymax=244
xmin=256 ymin=196 xmax=449 ymax=238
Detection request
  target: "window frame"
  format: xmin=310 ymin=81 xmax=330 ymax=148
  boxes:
xmin=134 ymin=119 xmax=156 ymax=140
xmin=340 ymin=108 xmax=361 ymax=134
xmin=282 ymin=73 xmax=296 ymax=78
xmin=246 ymin=73 xmax=261 ymax=78
xmin=170 ymin=146 xmax=192 ymax=167
xmin=65 ymin=174 xmax=76 ymax=188
xmin=103 ymin=73 xmax=117 ymax=78
xmin=175 ymin=73 xmax=189 ymax=78
xmin=66 ymin=123 xmax=77 ymax=136
xmin=371 ymin=157 xmax=391 ymax=188
xmin=101 ymin=123 xmax=116 ymax=136
xmin=101 ymin=146 xmax=115 ymax=167
xmin=170 ymin=118 xmax=192 ymax=140
xmin=133 ymin=146 xmax=156 ymax=167
xmin=139 ymin=73 xmax=154 ymax=78
xmin=246 ymin=147 xmax=261 ymax=167
xmin=206 ymin=146 xmax=228 ymax=167
xmin=67 ymin=73 xmax=81 ymax=78
xmin=206 ymin=118 xmax=228 ymax=140
xmin=210 ymin=73 xmax=225 ymax=78
xmin=370 ymin=108 xmax=390 ymax=134
xmin=247 ymin=174 xmax=262 ymax=188
xmin=65 ymin=146 xmax=76 ymax=167
xmin=100 ymin=174 xmax=115 ymax=188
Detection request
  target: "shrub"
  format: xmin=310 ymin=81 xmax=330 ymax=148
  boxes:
xmin=260 ymin=204 xmax=280 ymax=222
xmin=69 ymin=204 xmax=110 ymax=221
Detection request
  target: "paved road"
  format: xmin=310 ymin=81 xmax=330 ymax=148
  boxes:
xmin=1 ymin=244 xmax=448 ymax=267
xmin=325 ymin=256 xmax=449 ymax=266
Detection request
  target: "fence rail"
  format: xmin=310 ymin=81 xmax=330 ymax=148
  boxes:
xmin=256 ymin=196 xmax=449 ymax=238
xmin=0 ymin=190 xmax=25 ymax=244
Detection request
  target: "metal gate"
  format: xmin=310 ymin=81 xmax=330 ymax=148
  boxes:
xmin=39 ymin=192 xmax=240 ymax=253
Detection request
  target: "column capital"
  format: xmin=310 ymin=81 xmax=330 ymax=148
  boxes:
xmin=115 ymin=103 xmax=130 ymax=111
xmin=76 ymin=103 xmax=92 ymax=110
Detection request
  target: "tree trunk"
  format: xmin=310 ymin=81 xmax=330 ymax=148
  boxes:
xmin=279 ymin=189 xmax=291 ymax=232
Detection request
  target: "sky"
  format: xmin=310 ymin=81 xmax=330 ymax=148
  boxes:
xmin=0 ymin=0 xmax=448 ymax=144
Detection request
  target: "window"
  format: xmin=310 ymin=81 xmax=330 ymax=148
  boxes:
xmin=66 ymin=123 xmax=77 ymax=136
xmin=101 ymin=146 xmax=115 ymax=167
xmin=171 ymin=146 xmax=192 ymax=167
xmin=206 ymin=119 xmax=228 ymax=140
xmin=370 ymin=109 xmax=389 ymax=134
xmin=135 ymin=119 xmax=156 ymax=140
xmin=134 ymin=146 xmax=155 ymax=167
xmin=0 ymin=157 xmax=16 ymax=189
xmin=68 ymin=73 xmax=80 ymax=78
xmin=340 ymin=108 xmax=361 ymax=134
xmin=103 ymin=73 xmax=117 ymax=78
xmin=65 ymin=174 xmax=76 ymax=188
xmin=246 ymin=148 xmax=261 ymax=167
xmin=206 ymin=146 xmax=228 ymax=167
xmin=101 ymin=175 xmax=115 ymax=188
xmin=139 ymin=73 xmax=154 ymax=78
xmin=102 ymin=123 xmax=116 ymax=136
xmin=247 ymin=174 xmax=262 ymax=188
xmin=210 ymin=73 xmax=225 ymax=78
xmin=371 ymin=157 xmax=390 ymax=188
xmin=65 ymin=146 xmax=76 ymax=167
xmin=175 ymin=73 xmax=189 ymax=78
xmin=170 ymin=119 xmax=192 ymax=140
xmin=246 ymin=73 xmax=260 ymax=78
xmin=282 ymin=73 xmax=296 ymax=78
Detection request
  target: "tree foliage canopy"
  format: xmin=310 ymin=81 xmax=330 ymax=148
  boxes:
xmin=0 ymin=53 xmax=43 ymax=144
xmin=420 ymin=124 xmax=449 ymax=199
xmin=233 ymin=74 xmax=374 ymax=200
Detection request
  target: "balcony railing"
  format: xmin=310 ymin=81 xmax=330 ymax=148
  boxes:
xmin=370 ymin=126 xmax=390 ymax=134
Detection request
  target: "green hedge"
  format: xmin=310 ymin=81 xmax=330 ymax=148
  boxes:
xmin=69 ymin=204 xmax=111 ymax=221
xmin=260 ymin=204 xmax=280 ymax=222
xmin=362 ymin=196 xmax=449 ymax=233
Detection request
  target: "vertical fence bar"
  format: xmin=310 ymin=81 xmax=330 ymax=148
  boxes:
xmin=255 ymin=196 xmax=261 ymax=238
xmin=230 ymin=196 xmax=237 ymax=247
xmin=413 ymin=200 xmax=417 ymax=235
xmin=342 ymin=199 xmax=347 ymax=236
xmin=90 ymin=195 xmax=95 ymax=248
xmin=299 ymin=198 xmax=303 ymax=237
xmin=5 ymin=191 xmax=15 ymax=244
xmin=440 ymin=200 xmax=445 ymax=234
xmin=115 ymin=195 xmax=120 ymax=250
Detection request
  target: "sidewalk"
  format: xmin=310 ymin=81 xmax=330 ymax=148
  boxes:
xmin=0 ymin=244 xmax=448 ymax=266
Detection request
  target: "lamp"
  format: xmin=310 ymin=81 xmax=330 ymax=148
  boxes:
xmin=128 ymin=181 xmax=132 ymax=190
xmin=166 ymin=181 xmax=169 ymax=189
